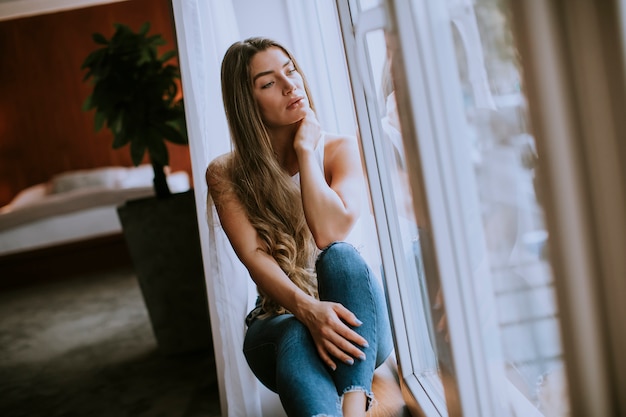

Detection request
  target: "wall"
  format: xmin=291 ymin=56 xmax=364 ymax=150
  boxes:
xmin=232 ymin=0 xmax=292 ymax=49
xmin=0 ymin=0 xmax=192 ymax=207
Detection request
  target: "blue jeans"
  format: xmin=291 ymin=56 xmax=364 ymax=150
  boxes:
xmin=243 ymin=242 xmax=393 ymax=417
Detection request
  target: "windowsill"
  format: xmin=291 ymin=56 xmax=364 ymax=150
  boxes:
xmin=370 ymin=355 xmax=411 ymax=417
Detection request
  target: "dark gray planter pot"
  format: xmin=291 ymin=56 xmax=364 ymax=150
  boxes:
xmin=117 ymin=189 xmax=212 ymax=355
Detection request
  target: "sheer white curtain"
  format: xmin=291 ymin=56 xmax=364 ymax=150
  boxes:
xmin=171 ymin=1 xmax=363 ymax=415
xmin=171 ymin=1 xmax=279 ymax=415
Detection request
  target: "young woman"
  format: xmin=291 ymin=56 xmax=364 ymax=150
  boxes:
xmin=207 ymin=37 xmax=393 ymax=417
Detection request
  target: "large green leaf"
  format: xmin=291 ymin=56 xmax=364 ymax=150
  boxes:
xmin=94 ymin=111 xmax=106 ymax=132
xmin=82 ymin=95 xmax=93 ymax=111
xmin=92 ymin=32 xmax=108 ymax=45
xmin=112 ymin=131 xmax=130 ymax=149
xmin=157 ymin=121 xmax=188 ymax=145
xmin=147 ymin=133 xmax=169 ymax=166
xmin=147 ymin=35 xmax=166 ymax=46
xmin=110 ymin=113 xmax=125 ymax=138
xmin=138 ymin=22 xmax=150 ymax=35
xmin=159 ymin=50 xmax=176 ymax=62
xmin=81 ymin=48 xmax=105 ymax=70
xmin=138 ymin=48 xmax=152 ymax=65
xmin=130 ymin=139 xmax=146 ymax=166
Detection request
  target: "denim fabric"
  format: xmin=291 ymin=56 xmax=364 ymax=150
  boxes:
xmin=243 ymin=242 xmax=393 ymax=417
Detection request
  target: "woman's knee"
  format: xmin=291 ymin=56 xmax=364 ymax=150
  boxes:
xmin=315 ymin=242 xmax=375 ymax=304
xmin=319 ymin=241 xmax=359 ymax=258
xmin=316 ymin=242 xmax=366 ymax=276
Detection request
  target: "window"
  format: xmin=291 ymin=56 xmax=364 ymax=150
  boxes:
xmin=336 ymin=0 xmax=569 ymax=415
xmin=172 ymin=0 xmax=626 ymax=415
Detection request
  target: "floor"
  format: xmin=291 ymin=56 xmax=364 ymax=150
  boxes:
xmin=0 ymin=267 xmax=221 ymax=417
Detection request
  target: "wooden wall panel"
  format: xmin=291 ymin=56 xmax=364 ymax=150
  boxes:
xmin=0 ymin=0 xmax=192 ymax=207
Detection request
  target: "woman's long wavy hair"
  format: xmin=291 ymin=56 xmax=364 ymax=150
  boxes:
xmin=220 ymin=37 xmax=319 ymax=315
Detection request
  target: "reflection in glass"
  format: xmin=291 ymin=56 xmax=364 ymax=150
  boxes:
xmin=353 ymin=0 xmax=568 ymax=415
xmin=445 ymin=0 xmax=569 ymax=415
xmin=362 ymin=28 xmax=447 ymax=410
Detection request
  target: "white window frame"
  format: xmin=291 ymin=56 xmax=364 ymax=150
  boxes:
xmin=335 ymin=2 xmax=433 ymax=414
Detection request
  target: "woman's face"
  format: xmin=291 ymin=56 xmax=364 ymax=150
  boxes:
xmin=249 ymin=47 xmax=308 ymax=127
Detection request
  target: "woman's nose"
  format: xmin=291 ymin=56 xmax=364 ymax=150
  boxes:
xmin=282 ymin=78 xmax=296 ymax=94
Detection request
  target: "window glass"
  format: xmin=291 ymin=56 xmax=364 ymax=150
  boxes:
xmin=357 ymin=20 xmax=450 ymax=417
xmin=365 ymin=27 xmax=440 ymax=368
xmin=446 ymin=1 xmax=568 ymax=414
xmin=348 ymin=0 xmax=571 ymax=415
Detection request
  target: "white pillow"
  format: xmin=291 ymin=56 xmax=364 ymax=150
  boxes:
xmin=166 ymin=171 xmax=191 ymax=193
xmin=118 ymin=164 xmax=154 ymax=189
xmin=50 ymin=167 xmax=126 ymax=194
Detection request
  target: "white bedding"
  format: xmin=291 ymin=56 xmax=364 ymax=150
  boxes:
xmin=0 ymin=166 xmax=190 ymax=256
xmin=0 ymin=186 xmax=157 ymax=231
xmin=0 ymin=205 xmax=127 ymax=255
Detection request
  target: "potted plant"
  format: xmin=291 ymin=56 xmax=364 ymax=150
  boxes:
xmin=81 ymin=22 xmax=186 ymax=198
xmin=81 ymin=22 xmax=212 ymax=355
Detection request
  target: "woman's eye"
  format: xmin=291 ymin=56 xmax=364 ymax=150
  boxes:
xmin=261 ymin=81 xmax=274 ymax=89
xmin=287 ymin=68 xmax=297 ymax=75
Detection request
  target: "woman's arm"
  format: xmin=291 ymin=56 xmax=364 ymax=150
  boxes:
xmin=206 ymin=155 xmax=368 ymax=369
xmin=294 ymin=110 xmax=365 ymax=248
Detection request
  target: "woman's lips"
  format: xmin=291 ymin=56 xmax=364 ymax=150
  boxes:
xmin=287 ymin=96 xmax=305 ymax=109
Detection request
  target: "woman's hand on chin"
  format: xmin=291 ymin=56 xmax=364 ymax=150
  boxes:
xmin=299 ymin=299 xmax=369 ymax=371
xmin=293 ymin=109 xmax=321 ymax=154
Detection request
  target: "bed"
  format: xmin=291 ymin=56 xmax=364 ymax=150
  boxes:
xmin=0 ymin=165 xmax=190 ymax=286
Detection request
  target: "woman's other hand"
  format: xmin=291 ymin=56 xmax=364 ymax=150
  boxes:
xmin=299 ymin=299 xmax=369 ymax=371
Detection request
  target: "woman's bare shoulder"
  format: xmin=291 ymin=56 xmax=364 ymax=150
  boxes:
xmin=323 ymin=133 xmax=360 ymax=160
xmin=206 ymin=152 xmax=234 ymax=187
xmin=324 ymin=132 xmax=357 ymax=145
